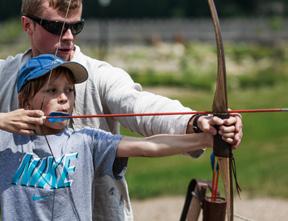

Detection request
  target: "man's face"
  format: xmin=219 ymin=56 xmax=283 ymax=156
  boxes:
xmin=22 ymin=1 xmax=82 ymax=61
xmin=28 ymin=72 xmax=75 ymax=132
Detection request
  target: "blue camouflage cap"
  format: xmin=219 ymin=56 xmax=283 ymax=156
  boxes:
xmin=17 ymin=54 xmax=88 ymax=92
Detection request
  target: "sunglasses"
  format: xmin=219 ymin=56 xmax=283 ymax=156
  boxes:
xmin=25 ymin=15 xmax=85 ymax=36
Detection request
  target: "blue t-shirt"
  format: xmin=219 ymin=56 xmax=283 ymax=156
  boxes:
xmin=0 ymin=127 xmax=122 ymax=221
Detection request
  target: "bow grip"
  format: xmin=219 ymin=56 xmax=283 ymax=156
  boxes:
xmin=213 ymin=113 xmax=232 ymax=158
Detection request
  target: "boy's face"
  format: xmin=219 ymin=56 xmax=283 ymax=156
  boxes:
xmin=22 ymin=0 xmax=82 ymax=61
xmin=28 ymin=72 xmax=75 ymax=132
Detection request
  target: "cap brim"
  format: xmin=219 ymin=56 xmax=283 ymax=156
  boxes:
xmin=60 ymin=62 xmax=88 ymax=84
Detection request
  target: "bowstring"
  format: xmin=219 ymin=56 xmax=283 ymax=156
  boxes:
xmin=45 ymin=0 xmax=72 ymax=87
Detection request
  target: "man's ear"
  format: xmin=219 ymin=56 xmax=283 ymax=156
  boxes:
xmin=21 ymin=16 xmax=34 ymax=35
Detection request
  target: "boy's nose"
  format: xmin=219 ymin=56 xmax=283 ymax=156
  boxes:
xmin=58 ymin=92 xmax=68 ymax=103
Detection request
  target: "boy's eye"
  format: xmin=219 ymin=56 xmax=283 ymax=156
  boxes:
xmin=66 ymin=87 xmax=75 ymax=93
xmin=44 ymin=86 xmax=74 ymax=94
xmin=46 ymin=88 xmax=57 ymax=93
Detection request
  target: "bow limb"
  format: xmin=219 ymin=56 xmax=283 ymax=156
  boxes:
xmin=208 ymin=0 xmax=234 ymax=221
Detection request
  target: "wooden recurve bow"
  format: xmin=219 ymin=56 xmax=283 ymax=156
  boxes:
xmin=208 ymin=0 xmax=235 ymax=220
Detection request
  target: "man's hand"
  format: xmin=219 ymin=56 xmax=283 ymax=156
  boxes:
xmin=188 ymin=113 xmax=243 ymax=148
xmin=0 ymin=109 xmax=44 ymax=135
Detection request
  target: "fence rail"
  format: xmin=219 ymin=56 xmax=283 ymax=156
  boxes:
xmin=78 ymin=18 xmax=288 ymax=44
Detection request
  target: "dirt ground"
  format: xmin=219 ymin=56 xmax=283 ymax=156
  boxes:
xmin=132 ymin=196 xmax=288 ymax=221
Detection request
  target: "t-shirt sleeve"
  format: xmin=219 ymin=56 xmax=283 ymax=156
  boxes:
xmin=91 ymin=129 xmax=123 ymax=178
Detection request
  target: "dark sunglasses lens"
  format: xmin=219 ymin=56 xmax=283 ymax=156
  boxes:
xmin=42 ymin=21 xmax=64 ymax=35
xmin=40 ymin=19 xmax=84 ymax=35
xmin=70 ymin=21 xmax=84 ymax=35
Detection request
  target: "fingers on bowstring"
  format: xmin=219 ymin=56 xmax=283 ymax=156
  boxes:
xmin=27 ymin=110 xmax=44 ymax=117
xmin=27 ymin=117 xmax=44 ymax=126
xmin=25 ymin=110 xmax=45 ymax=125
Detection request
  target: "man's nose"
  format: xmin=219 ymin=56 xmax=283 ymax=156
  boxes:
xmin=61 ymin=28 xmax=74 ymax=40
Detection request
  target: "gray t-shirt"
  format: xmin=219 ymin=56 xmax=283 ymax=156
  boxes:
xmin=0 ymin=127 xmax=122 ymax=221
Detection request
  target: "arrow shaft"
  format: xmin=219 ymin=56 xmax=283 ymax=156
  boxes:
xmin=45 ymin=108 xmax=288 ymax=120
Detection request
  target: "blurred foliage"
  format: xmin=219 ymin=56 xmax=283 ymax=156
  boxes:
xmin=106 ymin=42 xmax=288 ymax=91
xmin=268 ymin=16 xmax=285 ymax=30
xmin=0 ymin=19 xmax=22 ymax=44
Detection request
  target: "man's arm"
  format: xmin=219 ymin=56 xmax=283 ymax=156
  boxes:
xmin=97 ymin=64 xmax=193 ymax=135
xmin=0 ymin=109 xmax=44 ymax=135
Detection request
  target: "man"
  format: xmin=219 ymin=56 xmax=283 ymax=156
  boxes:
xmin=0 ymin=0 xmax=242 ymax=220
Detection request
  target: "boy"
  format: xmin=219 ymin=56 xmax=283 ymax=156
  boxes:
xmin=0 ymin=54 xmax=219 ymax=220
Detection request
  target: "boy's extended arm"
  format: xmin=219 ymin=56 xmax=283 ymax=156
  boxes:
xmin=117 ymin=133 xmax=212 ymax=157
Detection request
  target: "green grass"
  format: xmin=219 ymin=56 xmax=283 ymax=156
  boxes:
xmin=123 ymin=84 xmax=288 ymax=199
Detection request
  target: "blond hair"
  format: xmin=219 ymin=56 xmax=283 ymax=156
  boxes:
xmin=21 ymin=0 xmax=82 ymax=17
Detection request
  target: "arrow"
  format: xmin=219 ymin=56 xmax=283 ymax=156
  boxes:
xmin=210 ymin=152 xmax=219 ymax=202
xmin=44 ymin=108 xmax=288 ymax=123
